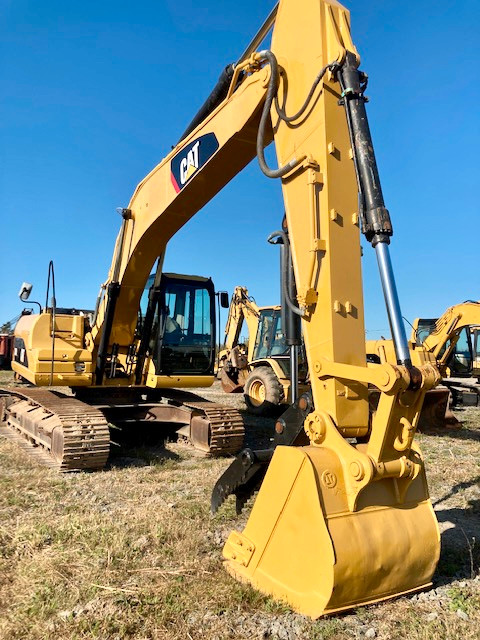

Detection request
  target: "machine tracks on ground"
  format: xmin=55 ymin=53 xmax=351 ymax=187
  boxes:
xmin=179 ymin=399 xmax=245 ymax=456
xmin=0 ymin=386 xmax=245 ymax=470
xmin=0 ymin=387 xmax=110 ymax=471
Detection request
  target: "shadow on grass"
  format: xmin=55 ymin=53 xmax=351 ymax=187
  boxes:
xmin=419 ymin=423 xmax=480 ymax=442
xmin=435 ymin=496 xmax=480 ymax=581
xmin=108 ymin=423 xmax=182 ymax=469
xmin=433 ymin=475 xmax=480 ymax=508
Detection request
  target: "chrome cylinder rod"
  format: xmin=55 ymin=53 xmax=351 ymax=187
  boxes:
xmin=375 ymin=242 xmax=411 ymax=366
xmin=290 ymin=345 xmax=299 ymax=404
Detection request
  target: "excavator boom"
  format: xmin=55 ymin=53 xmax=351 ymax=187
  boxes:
xmin=219 ymin=286 xmax=264 ymax=393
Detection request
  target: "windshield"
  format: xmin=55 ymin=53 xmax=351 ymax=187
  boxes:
xmin=155 ymin=278 xmax=214 ymax=375
xmin=252 ymin=309 xmax=287 ymax=360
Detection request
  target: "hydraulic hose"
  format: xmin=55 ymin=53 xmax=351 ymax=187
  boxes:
xmin=256 ymin=51 xmax=305 ymax=178
xmin=256 ymin=51 xmax=337 ymax=179
xmin=274 ymin=64 xmax=332 ymax=123
xmin=268 ymin=230 xmax=305 ymax=317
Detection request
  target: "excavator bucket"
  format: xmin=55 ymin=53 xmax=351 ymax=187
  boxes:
xmin=369 ymin=387 xmax=460 ymax=432
xmin=417 ymin=387 xmax=460 ymax=431
xmin=223 ymin=446 xmax=440 ymax=618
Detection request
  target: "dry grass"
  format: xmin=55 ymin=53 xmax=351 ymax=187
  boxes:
xmin=0 ymin=371 xmax=479 ymax=639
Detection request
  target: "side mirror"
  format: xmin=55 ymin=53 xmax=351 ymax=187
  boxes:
xmin=18 ymin=282 xmax=33 ymax=302
xmin=219 ymin=292 xmax=229 ymax=309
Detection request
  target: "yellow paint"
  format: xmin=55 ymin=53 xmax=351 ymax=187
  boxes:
xmin=146 ymin=374 xmax=214 ymax=389
xmin=223 ymin=0 xmax=441 ymax=617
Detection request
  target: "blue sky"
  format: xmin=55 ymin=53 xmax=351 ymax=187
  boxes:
xmin=1 ymin=0 xmax=478 ymax=340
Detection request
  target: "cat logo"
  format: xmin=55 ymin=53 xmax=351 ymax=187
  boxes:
xmin=171 ymin=133 xmax=219 ymax=193
xmin=180 ymin=140 xmax=200 ymax=185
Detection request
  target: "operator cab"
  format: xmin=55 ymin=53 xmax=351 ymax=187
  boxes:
xmin=252 ymin=309 xmax=287 ymax=360
xmin=138 ymin=273 xmax=218 ymax=376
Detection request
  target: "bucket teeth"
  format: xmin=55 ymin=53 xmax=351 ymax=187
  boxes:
xmin=211 ymin=448 xmax=272 ymax=514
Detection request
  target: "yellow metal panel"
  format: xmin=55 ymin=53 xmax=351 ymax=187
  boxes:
xmin=11 ymin=361 xmax=92 ymax=387
xmin=146 ymin=374 xmax=215 ymax=389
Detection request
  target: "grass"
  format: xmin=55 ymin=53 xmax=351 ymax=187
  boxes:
xmin=0 ymin=374 xmax=479 ymax=639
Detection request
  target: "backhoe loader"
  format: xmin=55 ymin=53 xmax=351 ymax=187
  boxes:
xmin=217 ymin=286 xmax=277 ymax=393
xmin=219 ymin=285 xmax=307 ymax=415
xmin=2 ymin=0 xmax=444 ymax=618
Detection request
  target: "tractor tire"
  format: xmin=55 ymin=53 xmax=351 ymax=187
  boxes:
xmin=244 ymin=366 xmax=284 ymax=416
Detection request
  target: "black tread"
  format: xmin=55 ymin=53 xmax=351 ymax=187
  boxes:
xmin=244 ymin=366 xmax=284 ymax=416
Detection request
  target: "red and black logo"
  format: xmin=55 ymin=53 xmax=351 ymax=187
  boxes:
xmin=170 ymin=133 xmax=219 ymax=193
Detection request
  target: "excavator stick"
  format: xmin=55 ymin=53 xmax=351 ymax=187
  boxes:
xmin=217 ymin=0 xmax=441 ymax=617
xmin=224 ymin=446 xmax=440 ymax=618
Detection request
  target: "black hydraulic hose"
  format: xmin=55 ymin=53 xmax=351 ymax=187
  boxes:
xmin=274 ymin=63 xmax=332 ymax=123
xmin=257 ymin=51 xmax=337 ymax=179
xmin=256 ymin=51 xmax=305 ymax=179
xmin=178 ymin=64 xmax=235 ymax=144
xmin=268 ymin=230 xmax=305 ymax=317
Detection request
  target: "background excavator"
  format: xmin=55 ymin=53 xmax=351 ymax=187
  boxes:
xmin=1 ymin=0 xmax=448 ymax=619
xmin=367 ymin=301 xmax=480 ymax=428
xmin=219 ymin=285 xmax=308 ymax=415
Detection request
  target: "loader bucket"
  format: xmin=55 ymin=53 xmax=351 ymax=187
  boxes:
xmin=223 ymin=445 xmax=440 ymax=618
xmin=220 ymin=368 xmax=244 ymax=393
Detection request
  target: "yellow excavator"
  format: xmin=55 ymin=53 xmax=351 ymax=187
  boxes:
xmin=367 ymin=301 xmax=480 ymax=427
xmin=4 ymin=265 xmax=244 ymax=469
xmin=219 ymin=285 xmax=308 ymax=415
xmin=2 ymin=0 xmax=444 ymax=618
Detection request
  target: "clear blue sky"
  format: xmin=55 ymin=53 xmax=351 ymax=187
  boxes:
xmin=1 ymin=0 xmax=478 ymax=339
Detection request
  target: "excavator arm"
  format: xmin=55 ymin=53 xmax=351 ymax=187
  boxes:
xmin=211 ymin=0 xmax=441 ymax=617
xmin=87 ymin=0 xmax=441 ymax=615
xmin=222 ymin=287 xmax=261 ymax=354
xmin=368 ymin=301 xmax=480 ymax=375
xmin=367 ymin=302 xmax=480 ymax=430
xmin=86 ymin=55 xmax=273 ymax=385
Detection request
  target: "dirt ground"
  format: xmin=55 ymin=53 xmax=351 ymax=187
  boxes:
xmin=0 ymin=371 xmax=479 ymax=640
